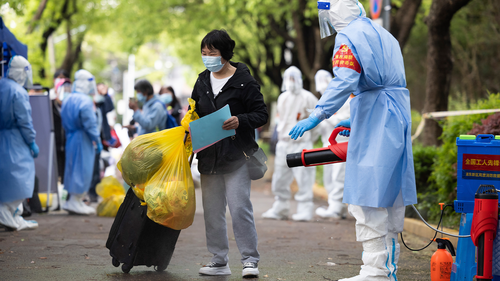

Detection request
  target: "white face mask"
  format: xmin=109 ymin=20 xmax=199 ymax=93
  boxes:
xmin=94 ymin=94 xmax=105 ymax=103
xmin=285 ymin=79 xmax=297 ymax=93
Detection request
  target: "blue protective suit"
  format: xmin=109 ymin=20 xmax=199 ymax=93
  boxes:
xmin=0 ymin=78 xmax=36 ymax=203
xmin=61 ymin=92 xmax=100 ymax=194
xmin=312 ymin=17 xmax=417 ymax=208
xmin=133 ymin=95 xmax=167 ymax=135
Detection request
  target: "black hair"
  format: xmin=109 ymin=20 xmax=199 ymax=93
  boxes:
xmin=134 ymin=79 xmax=154 ymax=96
xmin=201 ymin=29 xmax=236 ymax=61
xmin=159 ymin=86 xmax=180 ymax=107
xmin=54 ymin=69 xmax=70 ymax=79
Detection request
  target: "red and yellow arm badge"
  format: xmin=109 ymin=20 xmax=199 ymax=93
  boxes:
xmin=332 ymin=44 xmax=361 ymax=73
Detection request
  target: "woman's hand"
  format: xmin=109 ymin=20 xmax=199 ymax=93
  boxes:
xmin=129 ymin=99 xmax=139 ymax=111
xmin=222 ymin=116 xmax=239 ymax=130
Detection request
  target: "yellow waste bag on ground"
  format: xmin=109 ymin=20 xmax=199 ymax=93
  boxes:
xmin=117 ymin=98 xmax=199 ymax=230
xmin=96 ymin=176 xmax=126 ymax=217
xmin=97 ymin=194 xmax=125 ymax=217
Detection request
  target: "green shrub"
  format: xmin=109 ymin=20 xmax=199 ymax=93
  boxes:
xmin=415 ymin=93 xmax=500 ymax=227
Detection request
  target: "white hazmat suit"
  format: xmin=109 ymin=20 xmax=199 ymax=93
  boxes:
xmin=262 ymin=66 xmax=318 ymax=221
xmin=314 ymin=70 xmax=350 ymax=219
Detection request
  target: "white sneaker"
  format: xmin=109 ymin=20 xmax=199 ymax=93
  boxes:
xmin=199 ymin=262 xmax=231 ymax=276
xmin=63 ymin=194 xmax=96 ymax=215
xmin=242 ymin=262 xmax=259 ymax=277
xmin=262 ymin=200 xmax=289 ymax=220
xmin=292 ymin=201 xmax=314 ymax=221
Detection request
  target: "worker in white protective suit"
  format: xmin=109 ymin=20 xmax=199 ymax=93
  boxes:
xmin=61 ymin=70 xmax=102 ymax=215
xmin=289 ymin=1 xmax=417 ymax=280
xmin=0 ymin=56 xmax=39 ymax=231
xmin=314 ymin=70 xmax=350 ymax=219
xmin=262 ymin=66 xmax=319 ymax=222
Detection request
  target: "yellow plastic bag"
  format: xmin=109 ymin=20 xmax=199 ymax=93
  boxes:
xmin=96 ymin=176 xmax=126 ymax=217
xmin=141 ymin=126 xmax=195 ymax=230
xmin=117 ymin=98 xmax=199 ymax=230
xmin=117 ymin=140 xmax=163 ymax=200
xmin=97 ymin=194 xmax=125 ymax=217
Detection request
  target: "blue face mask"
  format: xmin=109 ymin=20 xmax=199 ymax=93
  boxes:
xmin=202 ymin=56 xmax=225 ymax=73
xmin=136 ymin=92 xmax=147 ymax=103
xmin=159 ymin=94 xmax=173 ymax=105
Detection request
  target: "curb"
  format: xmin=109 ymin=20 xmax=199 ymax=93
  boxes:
xmin=403 ymin=217 xmax=459 ymax=246
xmin=312 ymin=186 xmax=460 ymax=246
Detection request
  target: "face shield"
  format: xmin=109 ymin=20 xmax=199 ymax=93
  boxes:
xmin=7 ymin=56 xmax=33 ymax=88
xmin=72 ymin=69 xmax=98 ymax=95
xmin=318 ymin=0 xmax=366 ymax=38
xmin=57 ymin=81 xmax=72 ymax=101
xmin=281 ymin=66 xmax=303 ymax=94
xmin=315 ymin=69 xmax=333 ymax=95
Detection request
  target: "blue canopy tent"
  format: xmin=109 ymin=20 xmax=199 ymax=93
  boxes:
xmin=0 ymin=16 xmax=28 ymax=78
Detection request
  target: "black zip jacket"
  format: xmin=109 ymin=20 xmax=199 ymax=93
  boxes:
xmin=191 ymin=62 xmax=268 ymax=175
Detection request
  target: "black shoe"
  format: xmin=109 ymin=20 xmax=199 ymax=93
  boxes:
xmin=242 ymin=262 xmax=259 ymax=277
xmin=199 ymin=262 xmax=231 ymax=275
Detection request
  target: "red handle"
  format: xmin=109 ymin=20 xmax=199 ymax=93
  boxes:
xmin=328 ymin=126 xmax=351 ymax=145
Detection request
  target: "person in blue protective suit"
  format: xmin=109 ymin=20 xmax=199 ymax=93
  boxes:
xmin=61 ymin=69 xmax=102 ymax=215
xmin=127 ymin=79 xmax=167 ymax=135
xmin=289 ymin=1 xmax=417 ymax=280
xmin=0 ymin=56 xmax=40 ymax=231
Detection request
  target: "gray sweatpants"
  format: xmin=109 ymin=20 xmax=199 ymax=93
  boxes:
xmin=201 ymin=163 xmax=260 ymax=265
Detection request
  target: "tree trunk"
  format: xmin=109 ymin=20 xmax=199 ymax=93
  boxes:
xmin=292 ymin=0 xmax=329 ymax=94
xmin=390 ymin=0 xmax=423 ymax=49
xmin=26 ymin=0 xmax=49 ymax=34
xmin=421 ymin=0 xmax=472 ymax=146
xmin=59 ymin=21 xmax=84 ymax=74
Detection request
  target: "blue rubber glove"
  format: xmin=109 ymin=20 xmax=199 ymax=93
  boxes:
xmin=107 ymin=137 xmax=117 ymax=147
xmin=29 ymin=142 xmax=39 ymax=158
xmin=339 ymin=130 xmax=350 ymax=137
xmin=96 ymin=142 xmax=103 ymax=154
xmin=335 ymin=119 xmax=351 ymax=129
xmin=289 ymin=115 xmax=322 ymax=140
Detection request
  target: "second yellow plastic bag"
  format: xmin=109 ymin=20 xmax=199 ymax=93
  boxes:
xmin=96 ymin=176 xmax=126 ymax=217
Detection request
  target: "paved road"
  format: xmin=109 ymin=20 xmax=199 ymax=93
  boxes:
xmin=0 ymin=178 xmax=434 ymax=281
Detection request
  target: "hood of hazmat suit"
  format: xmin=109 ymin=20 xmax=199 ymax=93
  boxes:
xmin=72 ymin=69 xmax=97 ymax=96
xmin=315 ymin=69 xmax=333 ymax=95
xmin=317 ymin=0 xmax=366 ymax=38
xmin=281 ymin=66 xmax=303 ymax=95
xmin=7 ymin=56 xmax=33 ymax=88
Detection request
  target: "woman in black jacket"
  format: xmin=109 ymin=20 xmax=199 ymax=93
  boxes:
xmin=192 ymin=29 xmax=268 ymax=278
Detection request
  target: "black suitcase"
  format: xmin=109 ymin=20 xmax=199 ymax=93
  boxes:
xmin=106 ymin=188 xmax=181 ymax=273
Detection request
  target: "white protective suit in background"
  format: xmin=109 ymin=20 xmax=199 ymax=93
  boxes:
xmin=262 ymin=66 xmax=319 ymax=221
xmin=0 ymin=56 xmax=38 ymax=231
xmin=314 ymin=70 xmax=350 ymax=219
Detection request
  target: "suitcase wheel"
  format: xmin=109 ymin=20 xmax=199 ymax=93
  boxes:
xmin=122 ymin=263 xmax=133 ymax=273
xmin=155 ymin=264 xmax=167 ymax=272
xmin=112 ymin=257 xmax=120 ymax=267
